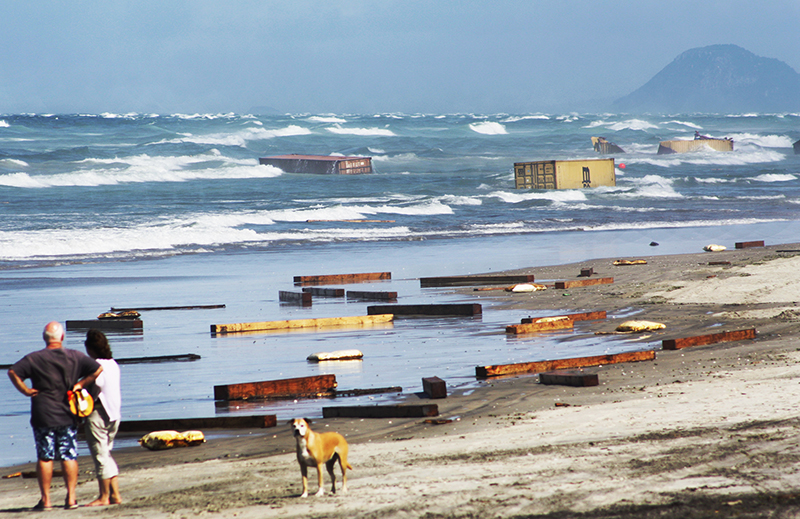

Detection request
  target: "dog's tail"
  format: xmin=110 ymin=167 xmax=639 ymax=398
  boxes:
xmin=346 ymin=462 xmax=354 ymax=470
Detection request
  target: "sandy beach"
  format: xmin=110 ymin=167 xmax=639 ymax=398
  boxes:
xmin=4 ymin=243 xmax=800 ymax=518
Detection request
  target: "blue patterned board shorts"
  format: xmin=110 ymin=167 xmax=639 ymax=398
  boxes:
xmin=33 ymin=425 xmax=79 ymax=461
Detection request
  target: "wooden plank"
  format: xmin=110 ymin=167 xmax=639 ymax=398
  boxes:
xmin=118 ymin=415 xmax=277 ymax=432
xmin=539 ymin=370 xmax=599 ymax=387
xmin=735 ymin=241 xmax=765 ymax=249
xmin=708 ymin=261 xmax=731 ymax=266
xmin=302 ymin=287 xmax=345 ymax=297
xmin=420 ymin=275 xmax=536 ymax=287
xmin=331 ymin=386 xmax=402 ymax=398
xmin=279 ymin=291 xmax=312 ymax=305
xmin=116 ymin=354 xmax=201 ymax=365
xmin=422 ymin=377 xmax=447 ymax=399
xmin=214 ymin=374 xmax=337 ymax=401
xmin=346 ymin=290 xmax=398 ymax=301
xmin=66 ymin=319 xmax=143 ymax=331
xmin=210 ymin=314 xmax=394 ymax=334
xmin=322 ymin=404 xmax=439 ymax=419
xmin=662 ymin=328 xmax=756 ymax=351
xmin=110 ymin=304 xmax=225 ymax=311
xmin=294 ymin=272 xmax=391 ymax=286
xmin=506 ymin=319 xmax=574 ymax=334
xmin=521 ymin=311 xmax=607 ymax=324
xmin=367 ymin=304 xmax=482 ymax=316
xmin=476 ymin=350 xmax=656 ymax=378
xmin=554 ymin=277 xmax=614 ymax=289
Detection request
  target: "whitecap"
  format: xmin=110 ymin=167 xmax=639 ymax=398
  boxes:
xmin=0 ymin=120 xmax=10 ymax=128
xmin=468 ymin=121 xmax=507 ymax=135
xmin=308 ymin=116 xmax=347 ymax=123
xmin=326 ymin=124 xmax=396 ymax=136
xmin=749 ymin=173 xmax=797 ymax=182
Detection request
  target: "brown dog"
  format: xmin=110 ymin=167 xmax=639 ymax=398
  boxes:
xmin=289 ymin=418 xmax=352 ymax=497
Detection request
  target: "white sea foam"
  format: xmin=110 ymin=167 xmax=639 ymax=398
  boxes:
xmin=749 ymin=173 xmax=797 ymax=183
xmin=0 ymin=158 xmax=29 ymax=168
xmin=0 ymin=153 xmax=281 ymax=188
xmin=587 ymin=119 xmax=659 ymax=131
xmin=665 ymin=120 xmax=703 ymax=129
xmin=501 ymin=115 xmax=550 ymax=122
xmin=468 ymin=121 xmax=507 ymax=135
xmin=326 ymin=124 xmax=396 ymax=136
xmin=161 ymin=125 xmax=312 ymax=147
xmin=487 ymin=190 xmax=587 ymax=204
xmin=729 ymin=133 xmax=794 ymax=148
xmin=617 ymin=175 xmax=683 ymax=198
xmin=308 ymin=116 xmax=347 ymax=123
xmin=0 ymin=120 xmax=9 ymax=128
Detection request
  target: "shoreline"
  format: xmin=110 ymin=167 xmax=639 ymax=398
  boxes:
xmin=4 ymin=243 xmax=800 ymax=517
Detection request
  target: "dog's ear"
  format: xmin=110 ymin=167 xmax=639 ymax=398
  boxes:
xmin=287 ymin=419 xmax=295 ymax=426
xmin=304 ymin=418 xmax=312 ymax=425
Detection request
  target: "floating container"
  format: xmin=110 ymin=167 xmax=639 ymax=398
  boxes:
xmin=591 ymin=137 xmax=625 ymax=154
xmin=657 ymin=138 xmax=733 ymax=155
xmin=259 ymin=154 xmax=372 ymax=174
xmin=514 ymin=158 xmax=616 ymax=190
xmin=794 ymin=139 xmax=800 ymax=155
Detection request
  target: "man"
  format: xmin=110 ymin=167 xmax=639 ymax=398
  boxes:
xmin=8 ymin=321 xmax=103 ymax=511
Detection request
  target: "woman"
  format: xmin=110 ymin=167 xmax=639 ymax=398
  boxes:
xmin=83 ymin=329 xmax=122 ymax=506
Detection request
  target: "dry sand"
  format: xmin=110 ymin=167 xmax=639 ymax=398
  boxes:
xmin=4 ymin=243 xmax=800 ymax=518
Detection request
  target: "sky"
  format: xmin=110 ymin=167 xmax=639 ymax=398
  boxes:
xmin=1 ymin=0 xmax=798 ymax=115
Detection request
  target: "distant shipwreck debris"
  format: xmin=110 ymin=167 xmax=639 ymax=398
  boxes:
xmin=657 ymin=134 xmax=733 ymax=155
xmin=514 ymin=158 xmax=616 ymax=190
xmin=259 ymin=154 xmax=372 ymax=174
xmin=793 ymin=139 xmax=800 ymax=155
xmin=591 ymin=137 xmax=625 ymax=154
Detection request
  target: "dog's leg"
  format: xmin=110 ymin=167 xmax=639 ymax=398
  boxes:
xmin=314 ymin=463 xmax=325 ymax=497
xmin=339 ymin=446 xmax=349 ymax=493
xmin=326 ymin=458 xmax=337 ymax=494
xmin=300 ymin=464 xmax=309 ymax=498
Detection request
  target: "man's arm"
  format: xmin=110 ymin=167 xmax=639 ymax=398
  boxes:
xmin=8 ymin=369 xmax=38 ymax=398
xmin=73 ymin=365 xmax=103 ymax=392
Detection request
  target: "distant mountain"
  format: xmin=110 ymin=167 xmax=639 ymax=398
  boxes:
xmin=613 ymin=44 xmax=800 ymax=113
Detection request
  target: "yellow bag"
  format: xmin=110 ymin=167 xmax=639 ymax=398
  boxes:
xmin=67 ymin=389 xmax=94 ymax=417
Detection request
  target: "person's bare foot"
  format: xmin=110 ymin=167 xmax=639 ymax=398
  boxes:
xmin=85 ymin=498 xmax=110 ymax=507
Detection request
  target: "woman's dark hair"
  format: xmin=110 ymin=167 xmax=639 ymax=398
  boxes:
xmin=85 ymin=329 xmax=113 ymax=359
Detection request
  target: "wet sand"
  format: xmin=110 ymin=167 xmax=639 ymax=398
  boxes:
xmin=4 ymin=243 xmax=800 ymax=517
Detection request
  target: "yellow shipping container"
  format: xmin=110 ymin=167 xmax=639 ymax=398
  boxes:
xmin=514 ymin=158 xmax=616 ymax=190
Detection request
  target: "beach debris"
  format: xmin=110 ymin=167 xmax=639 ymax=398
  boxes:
xmin=613 ymin=259 xmax=647 ymax=266
xmin=506 ymin=283 xmax=547 ymax=292
xmin=211 ymin=314 xmax=393 ymax=334
xmin=735 ymin=240 xmax=765 ymax=249
xmin=294 ymin=271 xmax=390 ymax=286
xmin=476 ymin=350 xmax=656 ymax=378
xmin=615 ymin=321 xmax=666 ymax=333
xmin=422 ymin=274 xmax=536 ymax=287
xmin=662 ymin=328 xmax=756 ymax=350
xmin=555 ymin=277 xmax=613 ymax=289
xmin=2 ymin=472 xmax=22 ymax=479
xmin=279 ymin=291 xmax=312 ymax=305
xmin=506 ymin=318 xmax=574 ymax=334
xmin=97 ymin=310 xmax=141 ymax=319
xmin=539 ymin=370 xmax=599 ymax=387
xmin=521 ymin=311 xmax=606 ymax=324
xmin=650 ymin=241 xmax=659 ymax=246
xmin=579 ymin=267 xmax=594 ymax=277
xmin=346 ymin=290 xmax=398 ymax=301
xmin=422 ymin=376 xmax=447 ymax=399
xmin=138 ymin=430 xmax=205 ymax=450
xmin=703 ymin=244 xmax=727 ymax=252
xmin=423 ymin=418 xmax=453 ymax=425
xmin=367 ymin=304 xmax=481 ymax=317
xmin=323 ymin=404 xmax=439 ymax=419
xmin=307 ymin=349 xmax=364 ymax=362
xmin=111 ymin=304 xmax=225 ymax=311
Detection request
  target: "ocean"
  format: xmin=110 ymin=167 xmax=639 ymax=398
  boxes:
xmin=1 ymin=112 xmax=799 ymax=467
